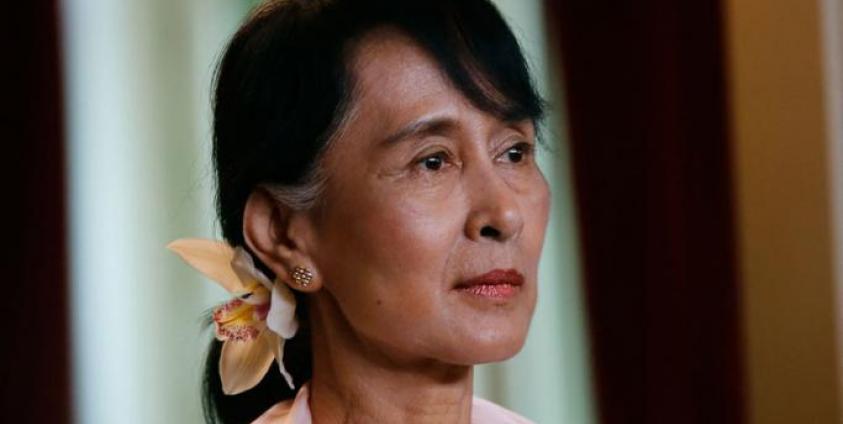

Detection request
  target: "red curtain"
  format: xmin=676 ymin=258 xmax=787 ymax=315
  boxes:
xmin=3 ymin=1 xmax=71 ymax=422
xmin=545 ymin=0 xmax=745 ymax=422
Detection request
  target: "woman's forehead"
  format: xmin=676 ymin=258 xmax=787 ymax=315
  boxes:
xmin=349 ymin=30 xmax=462 ymax=119
xmin=325 ymin=29 xmax=535 ymax=159
xmin=344 ymin=30 xmax=519 ymax=142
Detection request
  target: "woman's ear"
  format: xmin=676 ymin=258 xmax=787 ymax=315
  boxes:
xmin=242 ymin=187 xmax=322 ymax=292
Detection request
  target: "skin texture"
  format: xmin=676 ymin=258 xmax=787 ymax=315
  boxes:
xmin=244 ymin=29 xmax=550 ymax=423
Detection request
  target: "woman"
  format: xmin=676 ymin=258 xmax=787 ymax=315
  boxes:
xmin=170 ymin=0 xmax=550 ymax=422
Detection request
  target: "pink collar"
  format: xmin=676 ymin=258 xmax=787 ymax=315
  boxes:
xmin=252 ymin=383 xmax=534 ymax=424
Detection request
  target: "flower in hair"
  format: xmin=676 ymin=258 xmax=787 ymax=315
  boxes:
xmin=167 ymin=238 xmax=298 ymax=394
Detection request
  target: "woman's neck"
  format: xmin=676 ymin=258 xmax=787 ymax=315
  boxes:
xmin=307 ymin=296 xmax=475 ymax=424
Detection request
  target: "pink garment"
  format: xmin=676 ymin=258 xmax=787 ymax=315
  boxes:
xmin=253 ymin=383 xmax=534 ymax=424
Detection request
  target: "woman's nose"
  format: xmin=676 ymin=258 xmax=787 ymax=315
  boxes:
xmin=464 ymin=167 xmax=524 ymax=243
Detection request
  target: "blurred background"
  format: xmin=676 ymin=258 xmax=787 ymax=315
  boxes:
xmin=5 ymin=0 xmax=843 ymax=423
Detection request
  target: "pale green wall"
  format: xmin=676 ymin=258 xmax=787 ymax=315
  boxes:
xmin=63 ymin=1 xmax=246 ymax=422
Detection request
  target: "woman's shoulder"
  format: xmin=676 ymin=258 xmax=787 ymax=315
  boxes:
xmin=471 ymin=397 xmax=535 ymax=424
xmin=252 ymin=384 xmax=534 ymax=424
xmin=252 ymin=383 xmax=311 ymax=424
xmin=252 ymin=400 xmax=293 ymax=424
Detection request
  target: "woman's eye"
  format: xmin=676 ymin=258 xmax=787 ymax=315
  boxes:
xmin=502 ymin=142 xmax=533 ymax=163
xmin=418 ymin=152 xmax=447 ymax=171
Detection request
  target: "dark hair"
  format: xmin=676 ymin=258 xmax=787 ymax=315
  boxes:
xmin=204 ymin=0 xmax=545 ymax=422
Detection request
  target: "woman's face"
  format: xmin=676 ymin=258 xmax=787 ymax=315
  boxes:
xmin=307 ymin=31 xmax=550 ymax=366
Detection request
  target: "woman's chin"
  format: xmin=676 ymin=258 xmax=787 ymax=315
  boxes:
xmin=444 ymin=328 xmax=530 ymax=365
xmin=471 ymin=345 xmax=525 ymax=365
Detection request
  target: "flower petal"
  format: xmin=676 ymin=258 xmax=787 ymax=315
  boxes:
xmin=213 ymin=299 xmax=265 ymax=341
xmin=231 ymin=247 xmax=273 ymax=289
xmin=167 ymin=239 xmax=243 ymax=293
xmin=219 ymin=335 xmax=275 ymax=395
xmin=265 ymin=332 xmax=295 ymax=390
xmin=236 ymin=284 xmax=270 ymax=306
xmin=266 ymin=281 xmax=298 ymax=339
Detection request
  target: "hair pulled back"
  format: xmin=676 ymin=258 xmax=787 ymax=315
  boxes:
xmin=205 ymin=0 xmax=545 ymax=422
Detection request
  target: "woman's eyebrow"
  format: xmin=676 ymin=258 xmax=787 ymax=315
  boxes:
xmin=380 ymin=117 xmax=458 ymax=146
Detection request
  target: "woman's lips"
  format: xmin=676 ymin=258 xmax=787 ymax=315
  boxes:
xmin=455 ymin=269 xmax=524 ymax=299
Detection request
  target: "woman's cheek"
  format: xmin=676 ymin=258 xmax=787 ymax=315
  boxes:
xmin=373 ymin=197 xmax=457 ymax=263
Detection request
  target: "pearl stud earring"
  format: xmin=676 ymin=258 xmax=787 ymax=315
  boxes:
xmin=291 ymin=266 xmax=313 ymax=288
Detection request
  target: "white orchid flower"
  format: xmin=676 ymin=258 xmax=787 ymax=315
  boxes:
xmin=167 ymin=238 xmax=298 ymax=394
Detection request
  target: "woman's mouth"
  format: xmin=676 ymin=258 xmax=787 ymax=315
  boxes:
xmin=454 ymin=269 xmax=524 ymax=299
